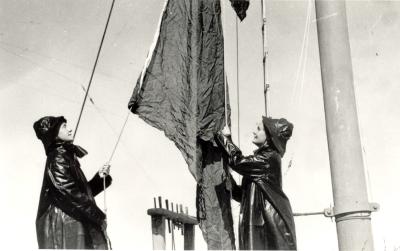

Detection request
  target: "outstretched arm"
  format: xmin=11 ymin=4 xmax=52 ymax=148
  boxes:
xmin=88 ymin=173 xmax=112 ymax=197
xmin=89 ymin=163 xmax=112 ymax=197
xmin=215 ymin=132 xmax=270 ymax=178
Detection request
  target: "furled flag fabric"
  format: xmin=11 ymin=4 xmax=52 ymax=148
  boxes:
xmin=128 ymin=0 xmax=235 ymax=249
xmin=230 ymin=0 xmax=250 ymax=21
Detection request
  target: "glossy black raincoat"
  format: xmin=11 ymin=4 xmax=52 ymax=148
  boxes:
xmin=36 ymin=142 xmax=112 ymax=249
xmin=216 ymin=132 xmax=297 ymax=250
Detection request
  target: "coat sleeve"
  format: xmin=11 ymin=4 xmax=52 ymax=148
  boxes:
xmin=47 ymin=155 xmax=106 ymax=227
xmin=229 ymin=173 xmax=242 ymax=202
xmin=215 ymin=132 xmax=270 ymax=178
xmin=88 ymin=173 xmax=112 ymax=197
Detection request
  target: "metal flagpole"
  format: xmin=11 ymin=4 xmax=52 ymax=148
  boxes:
xmin=314 ymin=0 xmax=377 ymax=250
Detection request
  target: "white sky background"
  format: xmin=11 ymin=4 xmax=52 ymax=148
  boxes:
xmin=0 ymin=0 xmax=399 ymax=250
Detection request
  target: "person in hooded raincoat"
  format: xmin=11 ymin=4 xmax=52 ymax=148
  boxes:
xmin=216 ymin=116 xmax=297 ymax=250
xmin=34 ymin=116 xmax=112 ymax=249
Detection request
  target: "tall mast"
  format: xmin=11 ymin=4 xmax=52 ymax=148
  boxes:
xmin=314 ymin=0 xmax=375 ymax=250
xmin=261 ymin=0 xmax=268 ymax=116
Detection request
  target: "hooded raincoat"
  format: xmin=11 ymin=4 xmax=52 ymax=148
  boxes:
xmin=36 ymin=141 xmax=112 ymax=249
xmin=216 ymin=131 xmax=296 ymax=250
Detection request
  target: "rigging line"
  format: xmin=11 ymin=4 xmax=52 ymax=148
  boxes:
xmin=102 ymin=176 xmax=112 ymax=249
xmin=16 ymin=82 xmax=82 ymax=105
xmin=224 ymin=74 xmax=229 ymax=127
xmin=108 ymin=111 xmax=131 ymax=163
xmin=235 ymin=14 xmax=243 ymax=186
xmin=0 ymin=45 xmax=127 ymax=117
xmin=236 ymin=16 xmax=241 ymax=148
xmin=92 ymin=105 xmax=157 ymax=187
xmin=288 ymin=2 xmax=312 ymax=102
xmin=1 ymin=46 xmax=109 ymax=114
xmin=73 ymin=0 xmax=116 ymax=140
xmin=96 ymin=109 xmax=160 ymax=190
xmin=0 ymin=45 xmax=85 ymax=87
xmin=285 ymin=0 xmax=312 ymax=171
xmin=297 ymin=0 xmax=313 ymax=110
xmin=297 ymin=2 xmax=313 ymax=109
xmin=353 ymin=86 xmax=374 ymax=202
xmin=1 ymin=45 xmax=124 ymax=124
xmin=96 ymin=110 xmax=157 ymax=188
xmin=289 ymin=0 xmax=313 ymax=109
xmin=221 ymin=0 xmax=229 ymax=127
xmin=0 ymin=40 xmax=131 ymax=86
xmin=90 ymin=104 xmax=158 ymax=189
xmin=260 ymin=0 xmax=268 ymax=116
xmin=284 ymin=0 xmax=313 ymax=176
xmin=1 ymin=39 xmax=158 ymax=189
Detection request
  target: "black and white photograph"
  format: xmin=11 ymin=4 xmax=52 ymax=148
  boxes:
xmin=0 ymin=0 xmax=399 ymax=250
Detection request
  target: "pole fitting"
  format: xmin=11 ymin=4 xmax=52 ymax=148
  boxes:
xmin=294 ymin=203 xmax=379 ymax=219
xmin=328 ymin=202 xmax=380 ymax=222
xmin=264 ymin=84 xmax=270 ymax=93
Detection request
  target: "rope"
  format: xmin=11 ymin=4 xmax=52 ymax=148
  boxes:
xmin=103 ymin=177 xmax=112 ymax=249
xmin=73 ymin=0 xmax=116 ymax=140
xmin=353 ymin=84 xmax=375 ymax=202
xmin=1 ymin=2 xmax=160 ymax=195
xmin=235 ymin=15 xmax=243 ymax=186
xmin=224 ymin=75 xmax=229 ymax=127
xmin=284 ymin=0 xmax=313 ymax=176
xmin=70 ymin=1 xmax=116 ymax=248
xmin=107 ymin=111 xmax=131 ymax=163
xmin=0 ymin=40 xmax=130 ymax=86
xmin=289 ymin=1 xmax=312 ymax=108
xmin=235 ymin=16 xmax=241 ymax=148
xmin=260 ymin=0 xmax=268 ymax=116
xmin=102 ymin=110 xmax=130 ymax=250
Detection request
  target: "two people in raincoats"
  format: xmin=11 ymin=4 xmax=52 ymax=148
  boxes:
xmin=216 ymin=116 xmax=297 ymax=250
xmin=34 ymin=114 xmax=295 ymax=250
xmin=34 ymin=116 xmax=112 ymax=249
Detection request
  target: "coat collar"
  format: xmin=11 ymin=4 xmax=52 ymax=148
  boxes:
xmin=253 ymin=141 xmax=275 ymax=156
xmin=47 ymin=141 xmax=88 ymax=158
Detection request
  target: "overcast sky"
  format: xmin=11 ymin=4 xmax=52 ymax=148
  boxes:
xmin=1 ymin=0 xmax=399 ymax=250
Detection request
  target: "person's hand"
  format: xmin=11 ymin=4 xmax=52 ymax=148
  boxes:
xmin=99 ymin=163 xmax=111 ymax=178
xmin=221 ymin=125 xmax=231 ymax=137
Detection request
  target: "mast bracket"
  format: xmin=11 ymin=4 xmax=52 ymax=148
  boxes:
xmin=294 ymin=203 xmax=379 ymax=219
xmin=324 ymin=202 xmax=380 ymax=221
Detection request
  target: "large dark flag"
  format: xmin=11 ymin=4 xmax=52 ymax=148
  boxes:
xmin=128 ymin=0 xmax=235 ymax=249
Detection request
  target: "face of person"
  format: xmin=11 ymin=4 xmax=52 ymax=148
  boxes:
xmin=252 ymin=121 xmax=268 ymax=147
xmin=57 ymin=122 xmax=73 ymax=142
